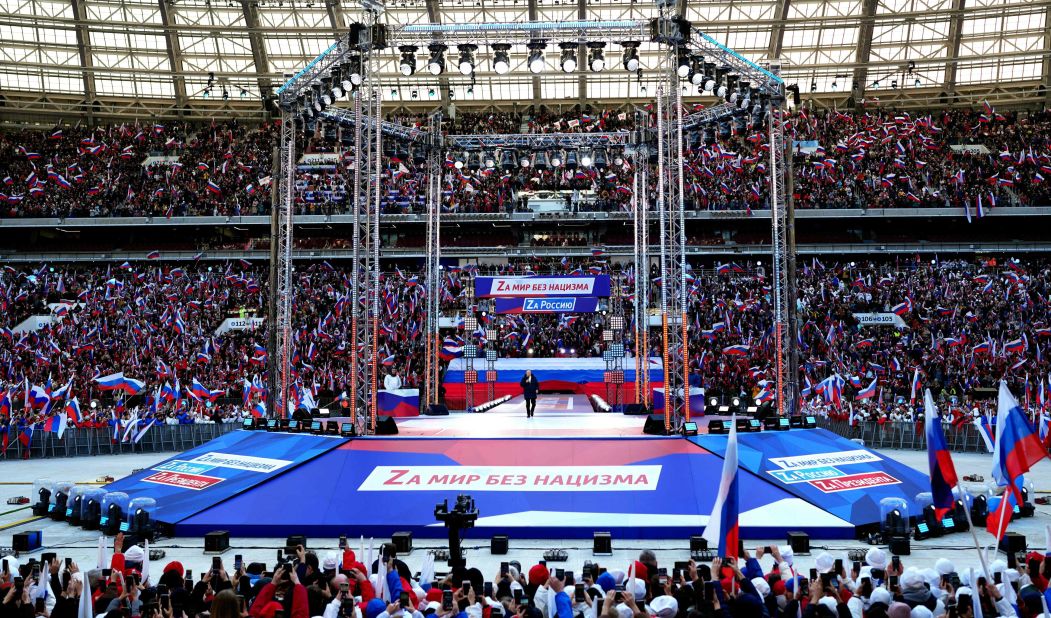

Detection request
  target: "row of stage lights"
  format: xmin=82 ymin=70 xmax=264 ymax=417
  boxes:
xmin=397 ymin=41 xmax=632 ymax=77
xmin=294 ymin=39 xmax=766 ymax=121
xmin=448 ymin=147 xmax=625 ymax=171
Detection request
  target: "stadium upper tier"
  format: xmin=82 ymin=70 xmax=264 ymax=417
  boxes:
xmin=1 ymin=106 xmax=1049 ymax=222
xmin=2 ymin=255 xmax=1049 ymax=424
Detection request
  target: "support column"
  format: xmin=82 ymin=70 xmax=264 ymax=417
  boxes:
xmin=942 ymin=0 xmax=966 ymax=100
xmin=241 ymin=0 xmax=274 ymax=100
xmin=157 ymin=0 xmax=189 ymax=112
xmin=851 ymin=0 xmax=878 ymax=104
xmin=69 ymin=0 xmax=97 ymax=122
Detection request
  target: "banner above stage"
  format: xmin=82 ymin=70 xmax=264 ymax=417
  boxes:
xmin=495 ymin=296 xmax=600 ymax=314
xmin=475 ymin=275 xmax=611 ymax=298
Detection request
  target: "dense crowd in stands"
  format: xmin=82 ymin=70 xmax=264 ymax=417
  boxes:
xmin=3 ymin=532 xmax=1050 ymax=618
xmin=5 ymin=254 xmax=1051 ymax=447
xmin=3 ymin=104 xmax=1051 ymax=219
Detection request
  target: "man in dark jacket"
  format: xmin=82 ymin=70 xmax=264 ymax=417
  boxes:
xmin=520 ymin=371 xmax=539 ymax=418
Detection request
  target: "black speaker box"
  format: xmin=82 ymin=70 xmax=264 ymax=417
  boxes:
xmin=375 ymin=416 xmax=399 ymax=435
xmin=425 ymin=404 xmax=449 ymax=416
xmin=392 ymin=531 xmax=413 ymax=554
xmin=620 ymin=404 xmax=648 ymax=415
xmin=204 ymin=530 xmax=230 ymax=553
xmin=999 ymin=531 xmax=1026 ymax=555
xmin=888 ymin=535 xmax=911 ymax=556
xmin=491 ymin=535 xmax=509 ymax=555
xmin=786 ymin=531 xmax=809 ymax=555
xmin=643 ymin=414 xmax=669 ymax=435
xmin=13 ymin=530 xmax=42 ymax=552
xmin=593 ymin=532 xmax=612 ymax=555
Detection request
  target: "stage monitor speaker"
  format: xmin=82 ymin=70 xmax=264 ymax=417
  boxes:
xmin=13 ymin=530 xmax=42 ymax=552
xmin=286 ymin=535 xmax=307 ymax=549
xmin=643 ymin=414 xmax=669 ymax=435
xmin=392 ymin=531 xmax=413 ymax=555
xmin=204 ymin=530 xmax=230 ymax=553
xmin=999 ymin=531 xmax=1026 ymax=555
xmin=491 ymin=535 xmax=509 ymax=555
xmin=593 ymin=532 xmax=613 ymax=556
xmin=425 ymin=404 xmax=449 ymax=416
xmin=690 ymin=536 xmax=708 ymax=552
xmin=888 ymin=535 xmax=911 ymax=556
xmin=786 ymin=531 xmax=809 ymax=555
xmin=621 ymin=404 xmax=648 ymax=416
xmin=708 ymin=420 xmax=729 ymax=434
xmin=375 ymin=416 xmax=399 ymax=435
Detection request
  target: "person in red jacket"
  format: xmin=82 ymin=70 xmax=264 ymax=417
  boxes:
xmin=250 ymin=566 xmax=309 ymax=618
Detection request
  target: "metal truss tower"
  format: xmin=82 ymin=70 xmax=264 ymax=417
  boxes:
xmin=422 ymin=112 xmax=444 ymax=411
xmin=268 ymin=111 xmax=297 ymax=418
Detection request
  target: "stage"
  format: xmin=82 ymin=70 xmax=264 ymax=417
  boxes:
xmin=94 ymin=395 xmax=932 ymax=540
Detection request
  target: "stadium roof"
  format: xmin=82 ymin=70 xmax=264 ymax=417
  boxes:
xmin=0 ymin=0 xmax=1048 ymax=122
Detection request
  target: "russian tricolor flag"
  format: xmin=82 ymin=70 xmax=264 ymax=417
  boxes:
xmin=722 ymin=344 xmax=749 ymax=356
xmin=702 ymin=415 xmax=740 ymax=560
xmin=923 ymin=390 xmax=959 ymax=520
xmin=987 ymin=381 xmax=1049 ymax=539
xmin=64 ymin=397 xmax=81 ymax=423
xmin=206 ymin=180 xmax=222 ymax=195
xmin=856 ymin=377 xmax=878 ymax=400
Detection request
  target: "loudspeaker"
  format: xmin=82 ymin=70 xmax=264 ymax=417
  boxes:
xmin=286 ymin=535 xmax=307 ymax=549
xmin=392 ymin=531 xmax=413 ymax=555
xmin=643 ymin=414 xmax=669 ymax=435
xmin=999 ymin=531 xmax=1026 ymax=555
xmin=620 ymin=404 xmax=648 ymax=416
xmin=690 ymin=536 xmax=708 ymax=552
xmin=491 ymin=535 xmax=509 ymax=555
xmin=888 ymin=535 xmax=911 ymax=556
xmin=204 ymin=530 xmax=230 ymax=553
xmin=375 ymin=416 xmax=399 ymax=435
xmin=786 ymin=531 xmax=809 ymax=555
xmin=708 ymin=420 xmax=728 ymax=434
xmin=13 ymin=531 xmax=42 ymax=552
xmin=425 ymin=404 xmax=449 ymax=416
xmin=593 ymin=532 xmax=612 ymax=556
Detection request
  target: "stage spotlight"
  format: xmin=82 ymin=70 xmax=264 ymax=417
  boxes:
xmin=398 ymin=45 xmax=418 ymax=76
xmin=320 ymin=76 xmax=334 ymax=106
xmin=346 ymin=54 xmax=363 ymax=86
xmin=339 ymin=61 xmax=355 ymax=92
xmin=491 ymin=43 xmax=512 ymax=74
xmin=453 ymin=152 xmax=466 ymax=170
xmin=534 ymin=150 xmax=550 ymax=170
xmin=329 ymin=69 xmax=344 ymax=98
xmin=702 ymin=62 xmax=716 ymax=91
xmin=559 ymin=42 xmax=577 ymax=73
xmin=690 ymin=56 xmax=704 ymax=86
xmin=676 ymin=51 xmax=692 ymax=78
xmin=580 ymin=149 xmax=593 ymax=167
xmin=520 ymin=154 xmax=531 ymax=168
xmin=483 ymin=151 xmax=496 ymax=169
xmin=565 ymin=149 xmax=578 ymax=169
xmin=587 ymin=42 xmax=605 ymax=71
xmin=427 ymin=44 xmax=447 ymax=75
xmin=527 ymin=41 xmax=546 ymax=74
xmin=592 ymin=148 xmax=607 ymax=169
xmin=550 ymin=150 xmax=563 ymax=168
xmin=731 ymin=396 xmax=741 ymax=408
xmin=457 ymin=44 xmax=477 ymax=76
xmin=499 ymin=149 xmax=516 ymax=170
xmin=621 ymin=41 xmax=640 ymax=71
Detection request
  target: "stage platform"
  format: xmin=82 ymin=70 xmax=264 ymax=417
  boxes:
xmin=95 ymin=395 xmax=932 ymax=540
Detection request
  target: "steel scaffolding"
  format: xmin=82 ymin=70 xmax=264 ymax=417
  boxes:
xmin=423 ymin=111 xmax=444 ymax=410
xmin=268 ymin=110 xmax=297 ymax=418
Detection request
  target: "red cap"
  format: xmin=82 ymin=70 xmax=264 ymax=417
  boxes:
xmin=528 ymin=564 xmax=550 ymax=586
xmin=259 ymin=601 xmax=285 ymax=618
xmin=163 ymin=561 xmax=185 ymax=578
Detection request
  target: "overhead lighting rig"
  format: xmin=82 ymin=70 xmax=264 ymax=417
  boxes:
xmin=399 ymin=45 xmax=418 ymax=76
xmin=559 ymin=42 xmax=577 ymax=73
xmin=427 ymin=44 xmax=447 ymax=75
xmin=527 ymin=41 xmax=547 ymax=74
xmin=491 ymin=43 xmax=512 ymax=74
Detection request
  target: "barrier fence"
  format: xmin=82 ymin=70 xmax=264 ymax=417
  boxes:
xmin=1 ymin=423 xmax=239 ymax=460
xmin=817 ymin=417 xmax=991 ymax=453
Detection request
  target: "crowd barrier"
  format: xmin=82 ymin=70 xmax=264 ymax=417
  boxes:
xmin=817 ymin=417 xmax=991 ymax=453
xmin=1 ymin=423 xmax=239 ymax=460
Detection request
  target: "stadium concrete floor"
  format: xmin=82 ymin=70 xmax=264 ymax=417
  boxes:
xmin=1 ymin=438 xmax=1049 ymax=580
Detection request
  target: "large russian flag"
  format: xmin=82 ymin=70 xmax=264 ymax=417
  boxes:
xmin=702 ymin=415 xmax=740 ymax=560
xmin=923 ymin=390 xmax=959 ymax=520
xmin=94 ymin=372 xmax=125 ymax=390
xmin=987 ymin=381 xmax=1049 ymax=539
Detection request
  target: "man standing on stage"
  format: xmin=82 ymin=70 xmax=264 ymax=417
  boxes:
xmin=520 ymin=370 xmax=539 ymax=418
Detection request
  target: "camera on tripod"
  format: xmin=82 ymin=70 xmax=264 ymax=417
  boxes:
xmin=434 ymin=495 xmax=479 ymax=570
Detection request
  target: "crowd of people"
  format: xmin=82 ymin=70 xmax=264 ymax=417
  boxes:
xmin=6 ymin=253 xmax=1051 ymax=445
xmin=3 ymin=532 xmax=1050 ymax=618
xmin=3 ymin=104 xmax=1051 ymax=219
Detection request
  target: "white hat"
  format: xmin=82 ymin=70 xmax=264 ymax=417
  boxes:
xmin=751 ymin=577 xmax=770 ymax=599
xmin=910 ymin=607 xmax=933 ymax=618
xmin=123 ymin=545 xmax=145 ymax=563
xmin=630 ymin=579 xmax=646 ymax=600
xmin=815 ymin=552 xmax=835 ymax=574
xmin=989 ymin=559 xmax=1007 ymax=574
xmin=858 ymin=567 xmax=872 ymax=581
xmin=817 ymin=597 xmax=838 ymax=612
xmin=954 ymin=587 xmax=972 ymax=600
xmin=901 ymin=567 xmax=924 ymax=590
xmin=934 ymin=559 xmax=954 ymax=576
xmin=425 ymin=602 xmax=441 ymax=613
xmin=649 ymin=595 xmax=678 ymax=618
xmin=610 ymin=569 xmax=627 ymax=586
xmin=615 ymin=604 xmax=632 ymax=618
xmin=869 ymin=587 xmax=892 ymax=606
xmin=865 ymin=548 xmax=888 ymax=570
xmin=1 ymin=556 xmax=19 ymax=573
xmin=778 ymin=546 xmax=794 ymax=566
xmin=1005 ymin=568 xmax=1020 ymax=583
xmin=323 ymin=552 xmax=339 ymax=571
xmin=508 ymin=566 xmax=520 ymax=580
xmin=921 ymin=568 xmax=941 ymax=589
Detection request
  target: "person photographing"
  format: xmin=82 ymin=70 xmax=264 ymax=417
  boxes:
xmin=520 ymin=370 xmax=539 ymax=418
